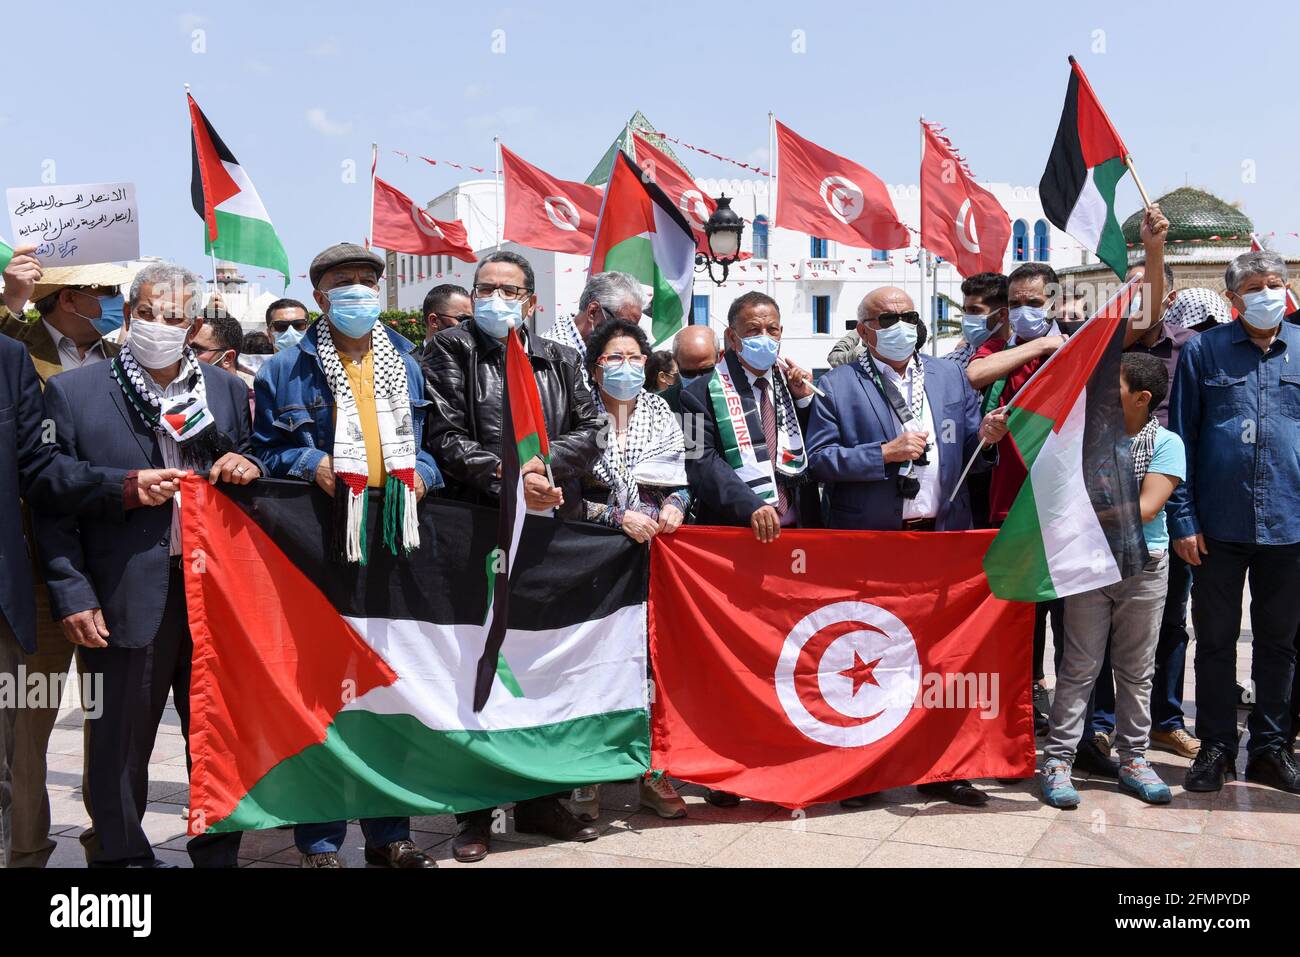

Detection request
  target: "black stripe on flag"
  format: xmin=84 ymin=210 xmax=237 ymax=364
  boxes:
xmin=1038 ymin=66 xmax=1085 ymax=231
xmin=1081 ymin=317 xmax=1148 ymax=581
xmin=189 ymin=100 xmax=239 ymax=221
xmin=221 ymin=480 xmax=647 ymax=630
xmin=615 ymin=149 xmax=696 ymax=240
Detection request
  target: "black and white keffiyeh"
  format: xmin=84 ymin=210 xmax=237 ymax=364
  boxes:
xmin=591 ymin=390 xmax=686 ymax=511
xmin=314 ymin=318 xmax=419 ymax=563
xmin=862 ymin=352 xmax=926 ymax=423
xmin=111 ymin=344 xmax=223 ymax=468
xmin=1130 ymin=415 xmax=1160 ymax=481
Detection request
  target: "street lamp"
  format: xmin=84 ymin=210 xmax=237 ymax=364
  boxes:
xmin=697 ymin=194 xmax=744 ymax=285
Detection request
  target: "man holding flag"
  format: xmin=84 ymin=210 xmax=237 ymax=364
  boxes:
xmin=423 ymin=250 xmax=603 ymax=861
xmin=252 ymin=243 xmax=443 ymax=868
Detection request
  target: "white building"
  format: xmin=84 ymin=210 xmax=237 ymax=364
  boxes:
xmin=381 ymin=171 xmax=1089 ymax=376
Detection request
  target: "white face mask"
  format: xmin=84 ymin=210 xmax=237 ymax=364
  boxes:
xmin=128 ymin=318 xmax=191 ymax=368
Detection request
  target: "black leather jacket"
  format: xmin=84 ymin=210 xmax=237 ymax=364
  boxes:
xmin=421 ymin=319 xmax=601 ymax=518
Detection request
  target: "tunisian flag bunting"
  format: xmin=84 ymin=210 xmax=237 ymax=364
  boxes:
xmin=371 ymin=176 xmax=475 ymax=262
xmin=774 ymin=120 xmax=910 ymax=252
xmin=501 ymin=144 xmax=603 ymax=255
xmin=182 ymin=479 xmax=649 ymax=833
xmin=919 ymin=121 xmax=1011 ymax=278
xmin=650 ymin=528 xmax=1034 ymax=807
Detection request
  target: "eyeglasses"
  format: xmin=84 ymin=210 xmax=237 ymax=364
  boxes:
xmin=472 ymin=283 xmax=532 ymax=301
xmin=874 ymin=311 xmax=920 ymax=328
xmin=596 ymin=354 xmax=648 ymax=369
xmin=270 ymin=319 xmax=309 ymax=333
xmin=432 ymin=313 xmax=473 ymax=325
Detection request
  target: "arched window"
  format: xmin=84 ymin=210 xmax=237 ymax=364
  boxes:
xmin=1013 ymin=220 xmax=1029 ymax=262
xmin=1033 ymin=220 xmax=1049 ymax=261
xmin=752 ymin=215 xmax=769 ymax=260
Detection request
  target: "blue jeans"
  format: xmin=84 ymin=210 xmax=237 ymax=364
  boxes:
xmin=1192 ymin=539 xmax=1300 ymax=756
xmin=295 ymin=817 xmax=410 ymax=855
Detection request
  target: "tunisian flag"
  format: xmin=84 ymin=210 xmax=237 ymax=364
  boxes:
xmin=650 ymin=528 xmax=1034 ymax=807
xmin=501 ymin=144 xmax=603 ymax=255
xmin=774 ymin=120 xmax=910 ymax=251
xmin=920 ymin=121 xmax=1012 ymax=277
xmin=371 ymin=176 xmax=475 ymax=261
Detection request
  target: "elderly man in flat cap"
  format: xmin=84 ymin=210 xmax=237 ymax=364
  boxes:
xmin=252 ymin=242 xmax=443 ymax=868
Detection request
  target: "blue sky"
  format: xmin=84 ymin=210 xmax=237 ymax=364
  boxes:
xmin=3 ymin=0 xmax=1297 ymax=302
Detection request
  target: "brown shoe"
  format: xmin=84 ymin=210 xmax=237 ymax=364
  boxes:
xmin=300 ymin=851 xmax=343 ymax=868
xmin=513 ymin=798 xmax=598 ymax=842
xmin=1150 ymin=728 xmax=1200 ymax=760
xmin=452 ymin=820 xmax=491 ymax=863
xmin=364 ymin=839 xmax=436 ymax=868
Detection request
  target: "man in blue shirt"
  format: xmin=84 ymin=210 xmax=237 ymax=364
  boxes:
xmin=1168 ymin=250 xmax=1300 ymax=794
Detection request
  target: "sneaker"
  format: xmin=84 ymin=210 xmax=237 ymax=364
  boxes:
xmin=300 ymin=851 xmax=343 ymax=868
xmin=1038 ymin=758 xmax=1080 ymax=808
xmin=639 ymin=775 xmax=687 ymax=819
xmin=1118 ymin=757 xmax=1172 ymax=804
xmin=1150 ymin=728 xmax=1200 ymax=760
xmin=570 ymin=785 xmax=601 ymax=822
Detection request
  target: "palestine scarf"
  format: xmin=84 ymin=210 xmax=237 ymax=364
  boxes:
xmin=111 ymin=345 xmax=224 ymax=468
xmin=591 ymin=390 xmax=686 ymax=510
xmin=314 ymin=318 xmax=420 ymax=563
xmin=1130 ymin=415 xmax=1160 ymax=481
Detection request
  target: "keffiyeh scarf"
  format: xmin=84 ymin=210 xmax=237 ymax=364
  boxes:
xmin=1130 ymin=415 xmax=1160 ymax=481
xmin=1163 ymin=287 xmax=1232 ymax=330
xmin=543 ymin=313 xmax=590 ymax=386
xmin=591 ymin=390 xmax=687 ymax=511
xmin=111 ymin=344 xmax=223 ymax=468
xmin=314 ymin=318 xmax=420 ymax=563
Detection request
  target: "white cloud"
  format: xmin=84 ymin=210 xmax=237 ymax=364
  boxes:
xmin=309 ymin=38 xmax=339 ymax=57
xmin=748 ymin=146 xmax=770 ymax=167
xmin=306 ymin=107 xmax=353 ymax=136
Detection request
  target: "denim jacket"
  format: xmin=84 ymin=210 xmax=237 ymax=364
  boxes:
xmin=1167 ymin=320 xmax=1300 ymax=545
xmin=252 ymin=323 xmax=443 ymax=493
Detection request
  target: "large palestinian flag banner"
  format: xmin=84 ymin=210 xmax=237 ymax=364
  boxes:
xmin=589 ymin=150 xmax=696 ymax=349
xmin=182 ymin=479 xmax=649 ymax=834
xmin=650 ymin=527 xmax=1035 ymax=807
xmin=188 ymin=93 xmax=291 ymax=287
xmin=1038 ymin=56 xmax=1131 ymax=279
xmin=982 ymin=277 xmax=1146 ymax=602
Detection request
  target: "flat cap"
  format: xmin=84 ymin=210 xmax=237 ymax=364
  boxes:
xmin=309 ymin=242 xmax=385 ymax=288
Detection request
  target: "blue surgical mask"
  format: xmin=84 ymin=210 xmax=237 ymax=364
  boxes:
xmin=72 ymin=292 xmax=125 ymax=336
xmin=1240 ymin=287 xmax=1287 ymax=331
xmin=961 ymin=311 xmax=996 ymax=351
xmin=325 ymin=284 xmax=381 ymax=338
xmin=474 ymin=295 xmax=522 ymax=339
xmin=275 ymin=325 xmax=305 ymax=351
xmin=872 ymin=321 xmax=918 ymax=362
xmin=737 ymin=334 xmax=780 ymax=371
xmin=601 ymin=361 xmax=645 ymax=401
xmin=1009 ymin=304 xmax=1050 ymax=341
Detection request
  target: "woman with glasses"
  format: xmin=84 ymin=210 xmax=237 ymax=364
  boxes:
xmin=571 ymin=319 xmax=690 ymax=821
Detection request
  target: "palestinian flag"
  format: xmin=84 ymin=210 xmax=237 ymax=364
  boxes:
xmin=1039 ymin=57 xmax=1131 ymax=279
xmin=188 ymin=93 xmax=290 ymax=287
xmin=472 ymin=328 xmax=551 ymax=712
xmin=983 ymin=277 xmax=1146 ymax=602
xmin=182 ymin=478 xmax=648 ymax=834
xmin=589 ymin=150 xmax=695 ymax=348
xmin=0 ymin=237 xmax=13 ymax=273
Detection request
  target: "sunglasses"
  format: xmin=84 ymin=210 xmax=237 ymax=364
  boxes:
xmin=270 ymin=320 xmax=309 ymax=333
xmin=874 ymin=311 xmax=920 ymax=328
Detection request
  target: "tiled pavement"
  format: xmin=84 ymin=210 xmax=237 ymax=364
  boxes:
xmin=38 ymin=624 xmax=1300 ymax=868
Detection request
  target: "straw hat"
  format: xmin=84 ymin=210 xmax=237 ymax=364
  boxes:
xmin=31 ymin=262 xmax=135 ymax=302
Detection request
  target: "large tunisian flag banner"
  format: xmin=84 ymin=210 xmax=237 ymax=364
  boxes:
xmin=919 ymin=120 xmax=1011 ymax=278
xmin=650 ymin=527 xmax=1034 ymax=807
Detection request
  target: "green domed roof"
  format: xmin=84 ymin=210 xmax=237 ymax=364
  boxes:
xmin=1122 ymin=187 xmax=1253 ymax=246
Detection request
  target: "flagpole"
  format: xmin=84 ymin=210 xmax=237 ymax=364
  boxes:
xmin=493 ymin=136 xmax=503 ymax=251
xmin=945 ymin=273 xmax=1143 ymax=504
xmin=367 ymin=143 xmax=377 ymax=250
xmin=767 ymin=111 xmax=775 ymax=299
xmin=1124 ymin=155 xmax=1154 ymax=209
xmin=918 ymin=115 xmax=931 ymax=354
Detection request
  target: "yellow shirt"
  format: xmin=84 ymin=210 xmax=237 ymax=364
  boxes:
xmin=339 ymin=350 xmax=387 ymax=488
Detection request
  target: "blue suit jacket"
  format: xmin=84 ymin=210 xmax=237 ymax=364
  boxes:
xmin=0 ymin=338 xmax=132 ymax=652
xmin=806 ymin=353 xmax=988 ymax=531
xmin=252 ymin=324 xmax=442 ymax=492
xmin=33 ymin=359 xmax=258 ymax=649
